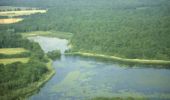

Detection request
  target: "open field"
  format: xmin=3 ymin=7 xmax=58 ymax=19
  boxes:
xmin=0 ymin=48 xmax=29 ymax=64
xmin=0 ymin=10 xmax=47 ymax=17
xmin=66 ymin=52 xmax=170 ymax=66
xmin=22 ymin=31 xmax=73 ymax=39
xmin=0 ymin=18 xmax=23 ymax=24
xmin=0 ymin=48 xmax=28 ymax=55
xmin=0 ymin=58 xmax=29 ymax=64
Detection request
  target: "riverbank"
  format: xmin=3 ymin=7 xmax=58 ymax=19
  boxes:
xmin=24 ymin=58 xmax=55 ymax=98
xmin=66 ymin=52 xmax=170 ymax=66
xmin=2 ymin=58 xmax=55 ymax=100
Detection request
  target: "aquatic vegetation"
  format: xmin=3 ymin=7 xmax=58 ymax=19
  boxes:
xmin=28 ymin=37 xmax=170 ymax=100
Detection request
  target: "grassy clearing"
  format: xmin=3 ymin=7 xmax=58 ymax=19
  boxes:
xmin=22 ymin=31 xmax=73 ymax=39
xmin=0 ymin=10 xmax=47 ymax=17
xmin=66 ymin=52 xmax=170 ymax=66
xmin=0 ymin=48 xmax=28 ymax=55
xmin=0 ymin=58 xmax=29 ymax=64
xmin=0 ymin=18 xmax=23 ymax=24
xmin=0 ymin=48 xmax=29 ymax=64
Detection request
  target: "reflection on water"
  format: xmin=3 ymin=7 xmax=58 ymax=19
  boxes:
xmin=29 ymin=36 xmax=170 ymax=100
xmin=29 ymin=36 xmax=68 ymax=54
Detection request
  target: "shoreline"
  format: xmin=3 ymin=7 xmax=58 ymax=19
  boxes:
xmin=24 ymin=58 xmax=55 ymax=99
xmin=22 ymin=31 xmax=73 ymax=40
xmin=2 ymin=58 xmax=55 ymax=100
xmin=66 ymin=52 xmax=170 ymax=66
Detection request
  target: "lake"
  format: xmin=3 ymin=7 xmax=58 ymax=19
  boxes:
xmin=29 ymin=36 xmax=170 ymax=100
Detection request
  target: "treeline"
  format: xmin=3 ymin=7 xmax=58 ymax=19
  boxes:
xmin=47 ymin=50 xmax=61 ymax=60
xmin=0 ymin=0 xmax=170 ymax=60
xmin=0 ymin=30 xmax=49 ymax=100
xmin=1 ymin=0 xmax=169 ymax=33
xmin=70 ymin=1 xmax=170 ymax=60
xmin=0 ymin=30 xmax=45 ymax=59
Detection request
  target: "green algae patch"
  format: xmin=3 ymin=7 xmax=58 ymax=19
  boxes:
xmin=52 ymin=70 xmax=96 ymax=97
xmin=59 ymin=71 xmax=80 ymax=85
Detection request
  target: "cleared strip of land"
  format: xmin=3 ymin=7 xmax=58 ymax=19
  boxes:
xmin=67 ymin=52 xmax=170 ymax=65
xmin=0 ymin=18 xmax=23 ymax=24
xmin=0 ymin=58 xmax=29 ymax=64
xmin=0 ymin=6 xmax=39 ymax=11
xmin=0 ymin=48 xmax=28 ymax=55
xmin=0 ymin=10 xmax=47 ymax=17
xmin=22 ymin=31 xmax=73 ymax=39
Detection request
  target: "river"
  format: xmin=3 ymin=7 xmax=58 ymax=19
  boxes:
xmin=28 ymin=36 xmax=170 ymax=100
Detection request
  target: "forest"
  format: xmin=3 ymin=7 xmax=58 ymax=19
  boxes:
xmin=0 ymin=0 xmax=169 ymax=60
xmin=0 ymin=30 xmax=50 ymax=99
xmin=0 ymin=0 xmax=170 ymax=99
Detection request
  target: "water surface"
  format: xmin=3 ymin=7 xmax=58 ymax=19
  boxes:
xmin=29 ymin=36 xmax=170 ymax=100
xmin=29 ymin=36 xmax=68 ymax=53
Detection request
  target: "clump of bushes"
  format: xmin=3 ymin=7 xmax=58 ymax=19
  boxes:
xmin=47 ymin=50 xmax=61 ymax=60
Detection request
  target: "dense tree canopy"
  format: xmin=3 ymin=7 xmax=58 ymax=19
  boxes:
xmin=0 ymin=0 xmax=170 ymax=99
xmin=0 ymin=0 xmax=170 ymax=60
xmin=0 ymin=30 xmax=49 ymax=99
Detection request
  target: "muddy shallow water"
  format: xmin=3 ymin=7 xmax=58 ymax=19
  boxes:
xmin=29 ymin=36 xmax=170 ymax=100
